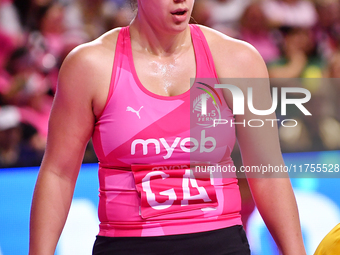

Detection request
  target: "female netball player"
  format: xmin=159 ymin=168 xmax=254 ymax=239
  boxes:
xmin=29 ymin=0 xmax=306 ymax=254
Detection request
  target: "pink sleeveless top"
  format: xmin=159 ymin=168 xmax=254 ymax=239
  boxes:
xmin=92 ymin=24 xmax=242 ymax=237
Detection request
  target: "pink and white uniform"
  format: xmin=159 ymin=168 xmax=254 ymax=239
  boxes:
xmin=92 ymin=25 xmax=242 ymax=237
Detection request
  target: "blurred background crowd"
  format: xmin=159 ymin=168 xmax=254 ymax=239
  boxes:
xmin=0 ymin=0 xmax=340 ymax=168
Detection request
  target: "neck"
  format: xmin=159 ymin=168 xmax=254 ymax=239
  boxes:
xmin=129 ymin=16 xmax=191 ymax=57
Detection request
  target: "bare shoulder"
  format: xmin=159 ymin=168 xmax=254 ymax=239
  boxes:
xmin=60 ymin=27 xmax=121 ymax=83
xmin=58 ymin=28 xmax=121 ymax=116
xmin=197 ymin=25 xmax=268 ymax=78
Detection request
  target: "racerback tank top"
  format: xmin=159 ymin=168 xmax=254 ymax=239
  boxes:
xmin=92 ymin=24 xmax=242 ymax=237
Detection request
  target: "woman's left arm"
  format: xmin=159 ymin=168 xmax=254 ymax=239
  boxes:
xmin=202 ymin=26 xmax=307 ymax=255
xmin=236 ymin=79 xmax=306 ymax=255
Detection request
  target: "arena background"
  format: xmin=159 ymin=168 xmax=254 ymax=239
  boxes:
xmin=1 ymin=0 xmax=340 ymax=254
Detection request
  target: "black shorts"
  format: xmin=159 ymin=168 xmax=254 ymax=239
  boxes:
xmin=92 ymin=225 xmax=250 ymax=255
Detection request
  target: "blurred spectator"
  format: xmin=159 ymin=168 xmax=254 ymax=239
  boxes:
xmin=0 ymin=0 xmax=20 ymax=100
xmin=239 ymin=2 xmax=281 ymax=63
xmin=0 ymin=32 xmax=15 ymax=100
xmin=262 ymin=0 xmax=318 ymax=28
xmin=313 ymin=0 xmax=340 ymax=60
xmin=12 ymin=0 xmax=55 ymax=32
xmin=0 ymin=106 xmax=43 ymax=168
xmin=2 ymin=46 xmax=53 ymax=143
xmin=0 ymin=0 xmax=22 ymax=41
xmin=0 ymin=31 xmax=15 ymax=69
xmin=1 ymin=0 xmax=340 ymax=167
xmin=268 ymin=27 xmax=323 ymax=79
xmin=205 ymin=0 xmax=251 ymax=37
xmin=63 ymin=0 xmax=132 ymax=41
xmin=63 ymin=0 xmax=106 ymax=40
xmin=276 ymin=46 xmax=340 ymax=152
xmin=0 ymin=124 xmax=24 ymax=168
xmin=327 ymin=51 xmax=340 ymax=78
xmin=278 ymin=77 xmax=340 ymax=152
xmin=326 ymin=51 xmax=340 ymax=124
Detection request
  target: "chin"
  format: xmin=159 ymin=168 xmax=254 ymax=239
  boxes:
xmin=167 ymin=22 xmax=190 ymax=34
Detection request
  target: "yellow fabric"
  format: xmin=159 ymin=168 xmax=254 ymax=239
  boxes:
xmin=314 ymin=223 xmax=340 ymax=255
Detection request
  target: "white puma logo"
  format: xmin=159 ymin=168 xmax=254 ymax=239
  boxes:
xmin=126 ymin=106 xmax=144 ymax=119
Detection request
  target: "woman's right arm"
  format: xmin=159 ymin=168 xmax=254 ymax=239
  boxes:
xmin=28 ymin=41 xmax=109 ymax=255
